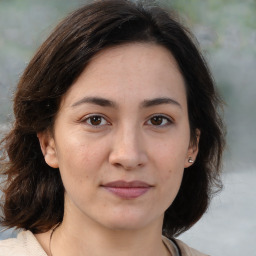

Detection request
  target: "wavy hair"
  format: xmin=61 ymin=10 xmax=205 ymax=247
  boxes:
xmin=0 ymin=0 xmax=225 ymax=237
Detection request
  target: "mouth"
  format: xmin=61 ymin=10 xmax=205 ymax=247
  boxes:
xmin=101 ymin=180 xmax=153 ymax=199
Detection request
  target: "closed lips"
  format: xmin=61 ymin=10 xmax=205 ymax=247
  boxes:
xmin=102 ymin=180 xmax=152 ymax=188
xmin=101 ymin=180 xmax=153 ymax=199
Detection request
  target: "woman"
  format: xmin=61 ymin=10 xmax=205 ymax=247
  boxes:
xmin=0 ymin=1 xmax=225 ymax=255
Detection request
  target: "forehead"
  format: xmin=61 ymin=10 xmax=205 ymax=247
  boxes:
xmin=86 ymin=43 xmax=181 ymax=78
xmin=61 ymin=43 xmax=186 ymax=108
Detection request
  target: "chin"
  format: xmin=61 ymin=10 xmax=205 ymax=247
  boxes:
xmin=104 ymin=220 xmax=147 ymax=231
xmin=100 ymin=210 xmax=156 ymax=231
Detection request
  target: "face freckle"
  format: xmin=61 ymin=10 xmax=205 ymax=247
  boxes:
xmin=41 ymin=43 xmax=199 ymax=231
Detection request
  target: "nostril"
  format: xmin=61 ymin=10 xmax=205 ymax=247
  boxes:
xmin=108 ymin=135 xmax=148 ymax=170
xmin=110 ymin=156 xmax=146 ymax=171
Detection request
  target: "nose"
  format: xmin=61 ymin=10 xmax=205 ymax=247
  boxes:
xmin=109 ymin=126 xmax=148 ymax=170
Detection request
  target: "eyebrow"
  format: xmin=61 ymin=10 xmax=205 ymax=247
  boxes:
xmin=141 ymin=97 xmax=182 ymax=109
xmin=71 ymin=96 xmax=182 ymax=109
xmin=71 ymin=96 xmax=117 ymax=108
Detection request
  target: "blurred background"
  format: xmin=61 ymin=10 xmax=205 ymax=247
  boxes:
xmin=0 ymin=0 xmax=255 ymax=255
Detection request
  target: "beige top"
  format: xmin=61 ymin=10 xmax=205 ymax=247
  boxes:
xmin=162 ymin=236 xmax=208 ymax=256
xmin=0 ymin=230 xmax=208 ymax=256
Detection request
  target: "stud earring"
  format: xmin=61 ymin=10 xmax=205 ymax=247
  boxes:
xmin=188 ymin=157 xmax=194 ymax=163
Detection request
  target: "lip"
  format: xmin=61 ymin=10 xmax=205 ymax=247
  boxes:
xmin=101 ymin=180 xmax=153 ymax=199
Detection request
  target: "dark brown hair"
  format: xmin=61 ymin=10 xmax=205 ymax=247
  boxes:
xmin=0 ymin=0 xmax=225 ymax=237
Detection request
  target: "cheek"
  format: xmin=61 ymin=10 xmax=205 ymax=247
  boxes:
xmin=157 ymin=163 xmax=184 ymax=194
xmin=56 ymin=143 xmax=106 ymax=207
xmin=56 ymin=137 xmax=108 ymax=184
xmin=150 ymin=137 xmax=187 ymax=196
xmin=152 ymin=139 xmax=188 ymax=172
xmin=156 ymin=160 xmax=184 ymax=209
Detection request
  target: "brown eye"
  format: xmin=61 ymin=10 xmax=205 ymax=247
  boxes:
xmin=147 ymin=115 xmax=172 ymax=126
xmin=151 ymin=116 xmax=164 ymax=125
xmin=85 ymin=115 xmax=108 ymax=126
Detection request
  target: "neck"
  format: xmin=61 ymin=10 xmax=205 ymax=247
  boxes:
xmin=49 ymin=214 xmax=169 ymax=256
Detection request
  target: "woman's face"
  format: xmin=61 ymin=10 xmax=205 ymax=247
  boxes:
xmin=39 ymin=43 xmax=199 ymax=231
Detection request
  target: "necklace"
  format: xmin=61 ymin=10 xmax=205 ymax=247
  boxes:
xmin=49 ymin=222 xmax=61 ymax=256
xmin=48 ymin=223 xmax=173 ymax=256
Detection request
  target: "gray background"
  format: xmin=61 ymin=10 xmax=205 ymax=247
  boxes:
xmin=0 ymin=0 xmax=255 ymax=255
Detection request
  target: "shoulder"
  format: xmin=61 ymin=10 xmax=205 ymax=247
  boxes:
xmin=162 ymin=236 xmax=209 ymax=256
xmin=175 ymin=239 xmax=209 ymax=256
xmin=0 ymin=234 xmax=26 ymax=256
xmin=0 ymin=230 xmax=47 ymax=256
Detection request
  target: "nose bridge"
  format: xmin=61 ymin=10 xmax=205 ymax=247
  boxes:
xmin=109 ymin=120 xmax=147 ymax=169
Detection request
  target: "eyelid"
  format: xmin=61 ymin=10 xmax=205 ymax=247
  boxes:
xmin=81 ymin=113 xmax=111 ymax=127
xmin=79 ymin=113 xmax=174 ymax=128
xmin=145 ymin=114 xmax=174 ymax=126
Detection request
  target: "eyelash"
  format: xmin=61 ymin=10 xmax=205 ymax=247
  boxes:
xmin=81 ymin=114 xmax=173 ymax=128
xmin=82 ymin=114 xmax=110 ymax=127
xmin=145 ymin=115 xmax=173 ymax=127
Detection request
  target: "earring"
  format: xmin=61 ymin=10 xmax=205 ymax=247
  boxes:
xmin=188 ymin=157 xmax=194 ymax=163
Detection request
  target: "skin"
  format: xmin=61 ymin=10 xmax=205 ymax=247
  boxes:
xmin=37 ymin=43 xmax=199 ymax=256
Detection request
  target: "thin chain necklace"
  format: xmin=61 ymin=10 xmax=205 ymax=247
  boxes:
xmin=49 ymin=223 xmax=61 ymax=256
xmin=48 ymin=223 xmax=173 ymax=256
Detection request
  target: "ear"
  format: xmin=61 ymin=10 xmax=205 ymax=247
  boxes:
xmin=184 ymin=129 xmax=200 ymax=168
xmin=37 ymin=131 xmax=59 ymax=168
